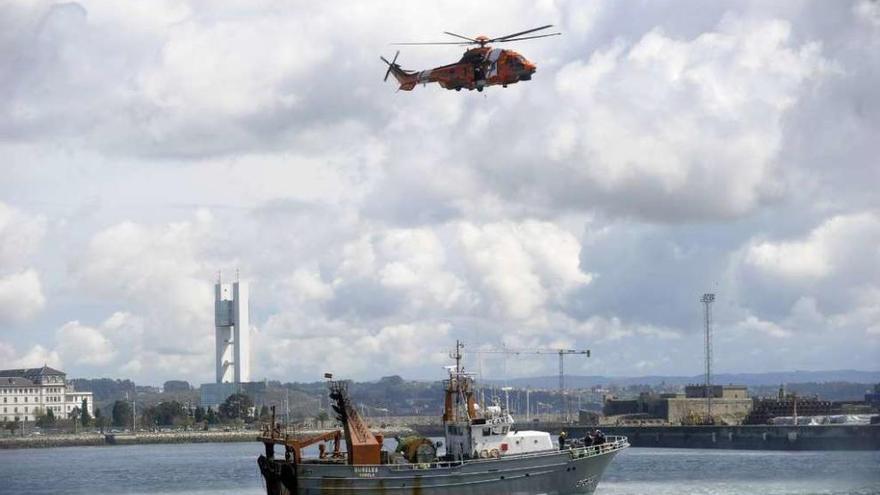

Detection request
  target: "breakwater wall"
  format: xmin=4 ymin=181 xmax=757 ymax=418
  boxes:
xmin=0 ymin=426 xmax=414 ymax=450
xmin=410 ymin=423 xmax=880 ymax=450
xmin=0 ymin=431 xmax=257 ymax=450
xmin=566 ymin=425 xmax=880 ymax=451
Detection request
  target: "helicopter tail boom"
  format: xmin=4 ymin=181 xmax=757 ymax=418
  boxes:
xmin=380 ymin=51 xmax=418 ymax=91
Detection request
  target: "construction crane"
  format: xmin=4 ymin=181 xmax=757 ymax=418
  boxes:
xmin=464 ymin=346 xmax=590 ymax=422
xmin=463 ymin=347 xmax=590 ymax=395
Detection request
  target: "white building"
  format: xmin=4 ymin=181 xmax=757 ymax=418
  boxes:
xmin=0 ymin=366 xmax=94 ymax=423
xmin=215 ymin=279 xmax=250 ymax=384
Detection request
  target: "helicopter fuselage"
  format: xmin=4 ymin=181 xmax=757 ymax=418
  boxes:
xmin=385 ymin=46 xmax=537 ymax=92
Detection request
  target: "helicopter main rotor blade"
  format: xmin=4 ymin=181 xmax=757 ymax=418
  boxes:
xmin=391 ymin=41 xmax=471 ymax=45
xmin=494 ymin=32 xmax=561 ymax=43
xmin=488 ymin=24 xmax=554 ymax=43
xmin=443 ymin=31 xmax=477 ymax=42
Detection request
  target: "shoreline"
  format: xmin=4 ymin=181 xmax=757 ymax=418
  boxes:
xmin=0 ymin=427 xmax=414 ymax=450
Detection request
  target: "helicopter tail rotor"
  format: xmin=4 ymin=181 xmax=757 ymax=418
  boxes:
xmin=381 ymin=50 xmax=400 ymax=82
xmin=380 ymin=51 xmax=417 ymax=91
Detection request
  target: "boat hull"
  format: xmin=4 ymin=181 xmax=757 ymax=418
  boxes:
xmin=258 ymin=442 xmax=626 ymax=495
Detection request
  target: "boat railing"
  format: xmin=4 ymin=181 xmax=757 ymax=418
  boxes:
xmin=565 ymin=435 xmax=629 ymax=460
xmin=386 ymin=435 xmax=628 ymax=471
xmin=387 ymin=460 xmax=465 ymax=471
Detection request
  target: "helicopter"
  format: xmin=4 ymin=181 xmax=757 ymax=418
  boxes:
xmin=380 ymin=25 xmax=560 ymax=92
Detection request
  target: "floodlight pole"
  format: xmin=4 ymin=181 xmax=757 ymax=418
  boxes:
xmin=701 ymin=293 xmax=715 ymax=421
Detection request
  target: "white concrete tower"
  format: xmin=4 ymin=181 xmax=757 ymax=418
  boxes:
xmin=214 ymin=278 xmax=250 ymax=384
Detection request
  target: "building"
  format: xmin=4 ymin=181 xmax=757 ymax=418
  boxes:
xmin=743 ymin=386 xmax=833 ymax=425
xmin=603 ymin=385 xmax=752 ymax=425
xmin=200 ymin=276 xmax=263 ymax=409
xmin=0 ymin=366 xmax=94 ymax=423
xmin=215 ymin=279 xmax=250 ymax=384
xmin=684 ymin=384 xmax=748 ymax=399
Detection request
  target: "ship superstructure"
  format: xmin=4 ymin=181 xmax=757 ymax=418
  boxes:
xmin=258 ymin=341 xmax=628 ymax=494
xmin=441 ymin=342 xmax=557 ymax=461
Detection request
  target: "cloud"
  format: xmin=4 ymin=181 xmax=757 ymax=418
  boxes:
xmin=0 ymin=270 xmax=46 ymax=323
xmin=50 ymin=312 xmax=143 ymax=373
xmin=545 ymin=15 xmax=833 ymax=221
xmin=0 ymin=201 xmax=46 ymax=267
xmin=68 ymin=212 xmax=221 ymax=380
xmin=0 ymin=341 xmax=61 ymax=369
xmin=744 ymin=213 xmax=880 ymax=282
xmin=732 ymin=212 xmax=880 ymax=340
xmin=55 ymin=320 xmax=116 ymax=366
xmin=458 ymin=220 xmax=591 ymax=321
xmin=72 ymin=212 xmax=216 ymax=329
xmin=854 ymin=0 xmax=880 ymax=28
xmin=1 ymin=2 xmax=879 ymax=380
xmin=568 ymin=315 xmax=682 ymax=343
xmin=734 ymin=315 xmax=794 ymax=339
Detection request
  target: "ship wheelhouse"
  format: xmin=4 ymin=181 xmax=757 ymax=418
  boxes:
xmin=441 ymin=343 xmax=555 ymax=461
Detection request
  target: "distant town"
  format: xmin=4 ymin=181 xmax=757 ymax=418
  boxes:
xmin=2 ymin=278 xmax=878 ymax=441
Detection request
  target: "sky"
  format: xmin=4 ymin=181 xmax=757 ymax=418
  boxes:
xmin=0 ymin=0 xmax=878 ymax=385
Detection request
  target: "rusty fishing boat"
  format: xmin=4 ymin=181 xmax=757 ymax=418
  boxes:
xmin=258 ymin=342 xmax=628 ymax=494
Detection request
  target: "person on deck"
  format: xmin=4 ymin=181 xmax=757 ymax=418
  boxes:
xmin=558 ymin=431 xmax=567 ymax=450
xmin=584 ymin=431 xmax=594 ymax=447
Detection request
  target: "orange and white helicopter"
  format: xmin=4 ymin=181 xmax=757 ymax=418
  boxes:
xmin=381 ymin=25 xmax=560 ymax=92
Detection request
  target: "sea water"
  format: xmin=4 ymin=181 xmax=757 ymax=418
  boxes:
xmin=0 ymin=442 xmax=877 ymax=494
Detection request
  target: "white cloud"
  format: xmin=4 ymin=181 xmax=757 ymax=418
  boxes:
xmin=735 ymin=315 xmax=794 ymax=339
xmin=744 ymin=212 xmax=880 ymax=282
xmin=548 ymin=15 xmax=832 ymax=220
xmin=854 ymin=0 xmax=880 ymax=28
xmin=569 ymin=315 xmax=681 ymax=343
xmin=0 ymin=342 xmax=61 ymax=369
xmin=68 ymin=213 xmax=221 ymax=380
xmin=1 ymin=2 xmax=879 ymax=380
xmin=376 ymin=228 xmax=472 ymax=312
xmin=457 ymin=220 xmax=591 ymax=321
xmin=73 ymin=213 xmax=215 ymax=329
xmin=0 ymin=201 xmax=46 ymax=267
xmin=283 ymin=268 xmax=334 ymax=303
xmin=0 ymin=269 xmax=46 ymax=323
xmin=55 ymin=320 xmax=116 ymax=366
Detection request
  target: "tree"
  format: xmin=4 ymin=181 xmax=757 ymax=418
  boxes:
xmin=94 ymin=408 xmax=110 ymax=433
xmin=36 ymin=408 xmax=56 ymax=428
xmin=142 ymin=401 xmax=187 ymax=426
xmin=80 ymin=398 xmax=92 ymax=427
xmin=194 ymin=406 xmax=205 ymax=423
xmin=111 ymin=400 xmax=132 ymax=428
xmin=175 ymin=413 xmax=195 ymax=430
xmin=205 ymin=407 xmax=218 ymax=425
xmin=259 ymin=405 xmax=270 ymax=422
xmin=4 ymin=419 xmax=19 ymax=435
xmin=219 ymin=393 xmax=254 ymax=421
